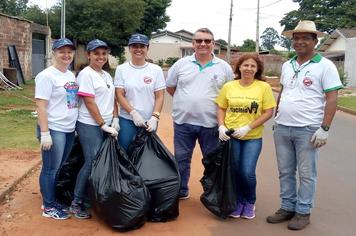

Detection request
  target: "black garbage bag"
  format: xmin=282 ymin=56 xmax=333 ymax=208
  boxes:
xmin=88 ymin=137 xmax=150 ymax=231
xmin=200 ymin=139 xmax=237 ymax=218
xmin=56 ymin=136 xmax=84 ymax=206
xmin=127 ymin=128 xmax=180 ymax=222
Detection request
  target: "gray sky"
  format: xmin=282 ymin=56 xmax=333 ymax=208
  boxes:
xmin=29 ymin=0 xmax=299 ymax=45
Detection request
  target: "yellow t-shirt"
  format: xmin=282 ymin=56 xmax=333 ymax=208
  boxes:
xmin=215 ymin=80 xmax=276 ymax=139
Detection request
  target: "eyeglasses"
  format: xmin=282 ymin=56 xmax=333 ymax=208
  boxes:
xmin=194 ymin=39 xmax=213 ymax=44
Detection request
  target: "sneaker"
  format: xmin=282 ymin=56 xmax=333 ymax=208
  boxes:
xmin=41 ymin=203 xmax=69 ymax=213
xmin=241 ymin=203 xmax=255 ymax=219
xmin=178 ymin=192 xmax=190 ymax=200
xmin=42 ymin=207 xmax=70 ymax=220
xmin=70 ymin=203 xmax=91 ymax=219
xmin=288 ymin=213 xmax=310 ymax=230
xmin=229 ymin=202 xmax=244 ymax=218
xmin=266 ymin=208 xmax=295 ymax=223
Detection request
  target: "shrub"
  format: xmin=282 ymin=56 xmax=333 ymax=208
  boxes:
xmin=338 ymin=67 xmax=348 ymax=86
xmin=165 ymin=57 xmax=179 ymax=67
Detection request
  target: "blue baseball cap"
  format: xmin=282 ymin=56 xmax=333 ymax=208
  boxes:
xmin=128 ymin=33 xmax=149 ymax=46
xmin=52 ymin=38 xmax=75 ymax=50
xmin=86 ymin=39 xmax=109 ymax=51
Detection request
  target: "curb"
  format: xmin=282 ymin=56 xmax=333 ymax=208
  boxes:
xmin=0 ymin=160 xmax=41 ymax=204
xmin=271 ymin=88 xmax=356 ymax=116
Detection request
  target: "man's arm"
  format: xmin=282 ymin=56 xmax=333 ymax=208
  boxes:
xmin=166 ymin=86 xmax=176 ymax=96
xmin=322 ymin=90 xmax=338 ymax=127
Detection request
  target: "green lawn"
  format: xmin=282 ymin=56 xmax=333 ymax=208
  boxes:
xmin=337 ymin=96 xmax=356 ymax=111
xmin=0 ymin=80 xmax=38 ymax=149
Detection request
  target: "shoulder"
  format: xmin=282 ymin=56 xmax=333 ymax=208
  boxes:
xmin=148 ymin=62 xmax=163 ymax=71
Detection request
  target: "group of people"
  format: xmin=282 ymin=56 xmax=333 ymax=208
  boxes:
xmin=35 ymin=20 xmax=342 ymax=231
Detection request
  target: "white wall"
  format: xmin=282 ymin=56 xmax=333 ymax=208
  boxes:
xmin=327 ymin=37 xmax=346 ymax=51
xmin=344 ymin=38 xmax=356 ymax=87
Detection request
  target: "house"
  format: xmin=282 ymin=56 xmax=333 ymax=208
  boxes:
xmin=318 ymin=28 xmax=356 ymax=87
xmin=124 ymin=30 xmax=224 ymax=63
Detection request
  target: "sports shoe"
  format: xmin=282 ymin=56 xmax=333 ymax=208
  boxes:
xmin=178 ymin=192 xmax=190 ymax=200
xmin=41 ymin=203 xmax=69 ymax=213
xmin=70 ymin=202 xmax=91 ymax=219
xmin=288 ymin=213 xmax=310 ymax=230
xmin=241 ymin=203 xmax=255 ymax=219
xmin=42 ymin=207 xmax=70 ymax=220
xmin=266 ymin=208 xmax=295 ymax=223
xmin=229 ymin=202 xmax=244 ymax=218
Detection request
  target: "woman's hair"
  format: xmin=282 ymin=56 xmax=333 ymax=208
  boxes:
xmin=234 ymin=54 xmax=265 ymax=81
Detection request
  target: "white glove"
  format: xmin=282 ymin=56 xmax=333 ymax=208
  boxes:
xmin=232 ymin=125 xmax=252 ymax=139
xmin=218 ymin=125 xmax=230 ymax=141
xmin=146 ymin=116 xmax=158 ymax=132
xmin=130 ymin=110 xmax=146 ymax=127
xmin=40 ymin=131 xmax=53 ymax=151
xmin=101 ymin=124 xmax=118 ymax=137
xmin=111 ymin=117 xmax=120 ymax=131
xmin=310 ymin=127 xmax=328 ymax=148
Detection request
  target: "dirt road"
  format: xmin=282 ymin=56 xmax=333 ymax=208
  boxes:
xmin=1 ymin=93 xmax=355 ymax=236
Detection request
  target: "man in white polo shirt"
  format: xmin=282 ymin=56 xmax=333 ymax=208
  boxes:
xmin=166 ymin=28 xmax=234 ymax=200
xmin=266 ymin=20 xmax=343 ymax=230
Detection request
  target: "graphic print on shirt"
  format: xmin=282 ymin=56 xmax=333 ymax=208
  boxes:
xmin=229 ymin=99 xmax=259 ymax=114
xmin=143 ymin=76 xmax=153 ymax=84
xmin=64 ymin=81 xmax=79 ymax=109
xmin=302 ymin=71 xmax=313 ymax=87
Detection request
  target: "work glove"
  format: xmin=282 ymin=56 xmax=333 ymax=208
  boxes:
xmin=101 ymin=124 xmax=118 ymax=137
xmin=146 ymin=116 xmax=158 ymax=132
xmin=130 ymin=110 xmax=146 ymax=127
xmin=310 ymin=127 xmax=328 ymax=148
xmin=40 ymin=131 xmax=53 ymax=151
xmin=232 ymin=125 xmax=252 ymax=139
xmin=218 ymin=125 xmax=230 ymax=141
xmin=111 ymin=117 xmax=120 ymax=131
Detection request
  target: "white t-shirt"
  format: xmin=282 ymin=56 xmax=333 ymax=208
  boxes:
xmin=35 ymin=66 xmax=79 ymax=132
xmin=166 ymin=54 xmax=234 ymax=128
xmin=114 ymin=62 xmax=166 ymax=120
xmin=77 ymin=66 xmax=115 ymax=125
xmin=275 ymin=54 xmax=343 ymax=127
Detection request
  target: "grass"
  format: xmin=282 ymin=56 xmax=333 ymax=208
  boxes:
xmin=0 ymin=80 xmax=38 ymax=149
xmin=337 ymin=96 xmax=356 ymax=111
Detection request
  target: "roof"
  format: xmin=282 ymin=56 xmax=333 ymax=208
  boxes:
xmin=319 ymin=28 xmax=356 ymax=52
xmin=151 ymin=30 xmax=193 ymax=43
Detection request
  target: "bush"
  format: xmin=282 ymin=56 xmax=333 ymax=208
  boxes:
xmin=338 ymin=67 xmax=348 ymax=86
xmin=157 ymin=59 xmax=165 ymax=67
xmin=165 ymin=57 xmax=179 ymax=67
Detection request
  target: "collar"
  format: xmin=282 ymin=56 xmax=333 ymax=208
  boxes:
xmin=291 ymin=53 xmax=322 ymax=64
xmin=189 ymin=53 xmax=218 ymax=71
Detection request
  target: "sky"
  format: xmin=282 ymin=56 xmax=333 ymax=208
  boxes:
xmin=28 ymin=0 xmax=299 ymax=46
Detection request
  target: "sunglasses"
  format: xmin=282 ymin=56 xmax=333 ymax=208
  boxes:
xmin=194 ymin=39 xmax=213 ymax=44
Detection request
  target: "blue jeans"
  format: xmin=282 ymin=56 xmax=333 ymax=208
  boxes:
xmin=118 ymin=117 xmax=139 ymax=151
xmin=231 ymin=138 xmax=262 ymax=204
xmin=273 ymin=123 xmax=319 ymax=214
xmin=73 ymin=121 xmax=105 ymax=203
xmin=37 ymin=126 xmax=75 ymax=208
xmin=174 ymin=123 xmax=219 ymax=196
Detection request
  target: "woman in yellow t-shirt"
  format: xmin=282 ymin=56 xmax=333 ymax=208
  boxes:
xmin=215 ymin=54 xmax=276 ymax=219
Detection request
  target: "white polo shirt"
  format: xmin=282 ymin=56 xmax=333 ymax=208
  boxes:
xmin=166 ymin=54 xmax=234 ymax=128
xmin=35 ymin=66 xmax=79 ymax=132
xmin=114 ymin=62 xmax=166 ymax=120
xmin=275 ymin=54 xmax=343 ymax=127
xmin=77 ymin=66 xmax=115 ymax=125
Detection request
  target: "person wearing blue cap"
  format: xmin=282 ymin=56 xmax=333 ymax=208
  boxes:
xmin=35 ymin=38 xmax=78 ymax=220
xmin=70 ymin=39 xmax=119 ymax=219
xmin=114 ymin=33 xmax=166 ymax=151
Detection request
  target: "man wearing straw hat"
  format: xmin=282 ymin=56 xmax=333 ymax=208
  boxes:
xmin=266 ymin=20 xmax=343 ymax=230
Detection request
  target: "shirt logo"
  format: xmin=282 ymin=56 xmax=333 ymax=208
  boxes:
xmin=144 ymin=76 xmax=152 ymax=84
xmin=303 ymin=77 xmax=313 ymax=87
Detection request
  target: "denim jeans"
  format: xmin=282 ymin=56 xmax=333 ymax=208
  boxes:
xmin=37 ymin=126 xmax=75 ymax=208
xmin=273 ymin=123 xmax=319 ymax=214
xmin=73 ymin=121 xmax=105 ymax=203
xmin=231 ymin=138 xmax=262 ymax=204
xmin=118 ymin=117 xmax=139 ymax=151
xmin=174 ymin=123 xmax=219 ymax=196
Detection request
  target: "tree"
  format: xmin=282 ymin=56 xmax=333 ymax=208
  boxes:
xmin=279 ymin=35 xmax=292 ymax=51
xmin=0 ymin=0 xmax=28 ymax=16
xmin=239 ymin=39 xmax=256 ymax=52
xmin=216 ymin=39 xmax=228 ymax=46
xmin=260 ymin=27 xmax=279 ymax=50
xmin=280 ymin=0 xmax=356 ymax=33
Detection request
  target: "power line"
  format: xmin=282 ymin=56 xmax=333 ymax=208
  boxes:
xmin=240 ymin=0 xmax=283 ymax=10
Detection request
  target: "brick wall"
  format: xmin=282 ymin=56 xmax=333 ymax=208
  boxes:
xmin=0 ymin=13 xmax=32 ymax=80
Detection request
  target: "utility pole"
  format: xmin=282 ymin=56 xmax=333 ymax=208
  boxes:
xmin=227 ymin=0 xmax=233 ymax=63
xmin=60 ymin=0 xmax=66 ymax=38
xmin=255 ymin=0 xmax=260 ymax=53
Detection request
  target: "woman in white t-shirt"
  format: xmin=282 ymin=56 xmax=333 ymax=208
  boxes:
xmin=71 ymin=39 xmax=118 ymax=219
xmin=114 ymin=33 xmax=166 ymax=151
xmin=35 ymin=38 xmax=78 ymax=220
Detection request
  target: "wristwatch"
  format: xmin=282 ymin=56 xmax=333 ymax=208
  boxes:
xmin=152 ymin=112 xmax=160 ymax=119
xmin=321 ymin=125 xmax=330 ymax=131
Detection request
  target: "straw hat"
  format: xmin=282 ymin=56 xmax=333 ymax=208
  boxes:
xmin=282 ymin=20 xmax=327 ymax=38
